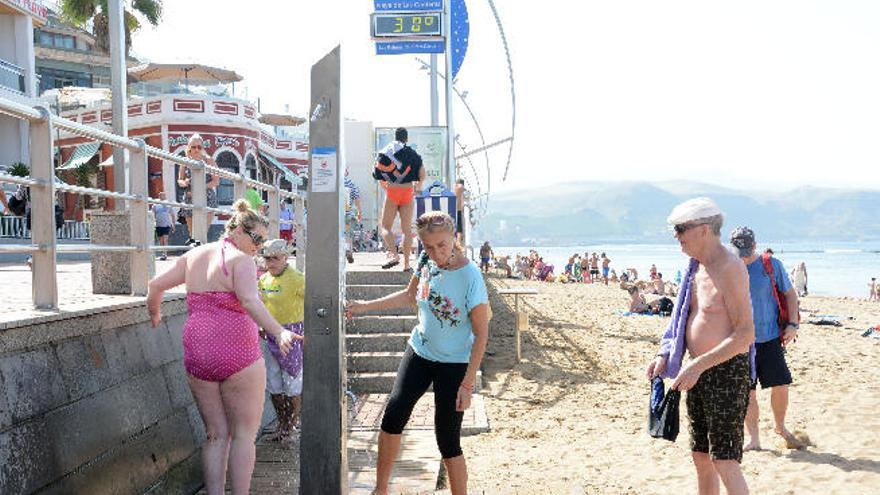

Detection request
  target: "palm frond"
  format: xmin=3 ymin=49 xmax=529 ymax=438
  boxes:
xmin=132 ymin=0 xmax=162 ymax=26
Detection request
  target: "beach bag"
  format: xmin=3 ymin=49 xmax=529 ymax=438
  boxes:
xmin=761 ymin=253 xmax=797 ymax=342
xmin=655 ymin=297 xmax=674 ymax=317
xmin=648 ymin=377 xmax=680 ymax=442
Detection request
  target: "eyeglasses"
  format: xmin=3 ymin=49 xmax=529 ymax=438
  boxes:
xmin=191 ymin=145 xmax=203 ymax=150
xmin=673 ymin=222 xmax=704 ymax=235
xmin=244 ymin=229 xmax=265 ymax=246
xmin=416 ymin=216 xmax=449 ymax=228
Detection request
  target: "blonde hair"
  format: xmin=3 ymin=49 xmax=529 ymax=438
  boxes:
xmin=186 ymin=134 xmax=204 ymax=156
xmin=225 ymin=198 xmax=268 ymax=235
xmin=416 ymin=211 xmax=463 ymax=252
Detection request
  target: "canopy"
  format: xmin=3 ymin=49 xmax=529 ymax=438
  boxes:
xmin=128 ymin=63 xmax=243 ymax=86
xmin=258 ymin=113 xmax=306 ymax=127
xmin=57 ymin=142 xmax=100 ymax=170
xmin=259 ymin=152 xmax=302 ymax=186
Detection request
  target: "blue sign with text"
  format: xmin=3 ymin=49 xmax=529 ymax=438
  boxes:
xmin=374 ymin=0 xmax=443 ymax=12
xmin=376 ymin=40 xmax=445 ymax=55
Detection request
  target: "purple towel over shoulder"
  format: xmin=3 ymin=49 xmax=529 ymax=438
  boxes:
xmin=658 ymin=258 xmax=756 ymax=381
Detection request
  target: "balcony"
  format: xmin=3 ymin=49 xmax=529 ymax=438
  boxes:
xmin=0 ymin=59 xmax=25 ymax=94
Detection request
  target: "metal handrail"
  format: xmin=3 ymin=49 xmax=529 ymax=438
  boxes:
xmin=0 ymin=94 xmax=308 ymax=310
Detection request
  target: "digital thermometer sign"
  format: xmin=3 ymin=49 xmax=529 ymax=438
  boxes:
xmin=372 ymin=13 xmax=442 ymax=38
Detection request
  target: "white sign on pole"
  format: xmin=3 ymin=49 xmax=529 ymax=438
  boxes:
xmin=311 ymin=146 xmax=338 ymax=192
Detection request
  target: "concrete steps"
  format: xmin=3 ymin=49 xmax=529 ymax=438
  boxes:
xmin=349 ymin=370 xmax=483 ymax=394
xmin=347 ymin=352 xmax=403 ymax=372
xmin=348 ymin=315 xmax=417 ymax=334
xmin=346 ymin=332 xmax=410 ymax=353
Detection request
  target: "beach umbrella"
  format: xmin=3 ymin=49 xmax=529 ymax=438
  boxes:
xmin=258 ymin=113 xmax=306 ymax=127
xmin=128 ymin=63 xmax=243 ymax=90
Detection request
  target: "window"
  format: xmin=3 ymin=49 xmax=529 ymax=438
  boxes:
xmin=215 ymin=151 xmax=240 ymax=206
xmin=38 ymin=31 xmax=53 ymax=46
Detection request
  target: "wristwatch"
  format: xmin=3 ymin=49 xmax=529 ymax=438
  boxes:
xmin=786 ymin=322 xmax=799 ymax=330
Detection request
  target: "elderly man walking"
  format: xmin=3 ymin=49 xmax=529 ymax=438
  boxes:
xmin=647 ymin=198 xmax=754 ymax=495
xmin=729 ymin=227 xmax=803 ymax=451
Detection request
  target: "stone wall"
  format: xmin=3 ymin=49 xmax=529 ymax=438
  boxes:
xmin=0 ymin=295 xmax=275 ymax=494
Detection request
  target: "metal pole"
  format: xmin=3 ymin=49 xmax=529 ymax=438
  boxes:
xmin=444 ymin=0 xmax=456 ymax=187
xmin=107 ymin=0 xmax=128 ymax=209
xmin=29 ymin=106 xmax=58 ymax=309
xmin=129 ymin=139 xmax=149 ymax=296
xmin=301 ymin=45 xmax=347 ymax=494
xmin=430 ymin=54 xmax=439 ymax=126
xmin=295 ymin=196 xmax=305 ymax=272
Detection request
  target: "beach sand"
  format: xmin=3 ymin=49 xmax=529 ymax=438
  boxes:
xmin=460 ymin=274 xmax=880 ymax=494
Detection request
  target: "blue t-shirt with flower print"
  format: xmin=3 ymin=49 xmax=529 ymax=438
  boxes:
xmin=409 ymin=251 xmax=489 ymax=363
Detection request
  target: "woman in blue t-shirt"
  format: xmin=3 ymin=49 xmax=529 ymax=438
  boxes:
xmin=347 ymin=211 xmax=490 ymax=495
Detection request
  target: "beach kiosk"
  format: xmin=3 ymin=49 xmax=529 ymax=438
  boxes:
xmin=415 ymin=180 xmax=457 ymax=251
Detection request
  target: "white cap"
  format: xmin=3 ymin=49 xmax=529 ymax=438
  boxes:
xmin=667 ymin=197 xmax=723 ymax=225
xmin=260 ymin=239 xmax=288 ymax=258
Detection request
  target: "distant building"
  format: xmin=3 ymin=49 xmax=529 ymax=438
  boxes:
xmin=33 ymin=8 xmax=139 ymax=95
xmin=0 ymin=0 xmax=47 ymax=167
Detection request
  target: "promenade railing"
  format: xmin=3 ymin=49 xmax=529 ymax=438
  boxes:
xmin=0 ymin=95 xmax=303 ymax=310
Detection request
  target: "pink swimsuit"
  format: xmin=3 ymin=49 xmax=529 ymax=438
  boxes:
xmin=182 ymin=239 xmax=262 ymax=382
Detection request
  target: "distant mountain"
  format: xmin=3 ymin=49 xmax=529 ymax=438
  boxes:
xmin=473 ymin=181 xmax=880 ymax=244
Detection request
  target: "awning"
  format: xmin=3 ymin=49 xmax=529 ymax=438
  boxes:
xmin=57 ymin=142 xmax=101 ymax=170
xmin=259 ymin=152 xmax=302 ymax=186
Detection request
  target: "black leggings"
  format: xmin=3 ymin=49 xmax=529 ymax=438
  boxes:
xmin=381 ymin=345 xmax=469 ymax=459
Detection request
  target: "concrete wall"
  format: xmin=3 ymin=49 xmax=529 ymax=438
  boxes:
xmin=0 ymin=296 xmax=275 ymax=494
xmin=344 ymin=120 xmax=378 ymax=233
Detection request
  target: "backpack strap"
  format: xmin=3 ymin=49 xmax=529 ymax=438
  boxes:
xmin=761 ymin=253 xmax=786 ymax=341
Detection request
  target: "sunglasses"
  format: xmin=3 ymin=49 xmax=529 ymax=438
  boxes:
xmin=416 ymin=216 xmax=449 ymax=228
xmin=244 ymin=229 xmax=265 ymax=246
xmin=673 ymin=222 xmax=704 ymax=235
xmin=190 ymin=145 xmax=203 ymax=150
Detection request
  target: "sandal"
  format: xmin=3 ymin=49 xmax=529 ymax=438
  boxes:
xmin=381 ymin=259 xmax=400 ymax=270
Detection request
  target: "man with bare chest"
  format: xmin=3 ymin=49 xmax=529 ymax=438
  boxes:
xmin=646 ymin=198 xmax=755 ymax=495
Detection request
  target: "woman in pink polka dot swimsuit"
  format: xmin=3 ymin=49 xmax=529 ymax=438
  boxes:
xmin=147 ymin=199 xmax=300 ymax=495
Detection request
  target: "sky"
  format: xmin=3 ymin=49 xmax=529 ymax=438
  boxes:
xmin=132 ymin=0 xmax=880 ymax=203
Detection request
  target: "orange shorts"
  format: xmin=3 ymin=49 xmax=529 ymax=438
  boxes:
xmin=385 ymin=186 xmax=414 ymax=207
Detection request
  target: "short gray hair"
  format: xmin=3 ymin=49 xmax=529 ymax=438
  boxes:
xmin=704 ymin=214 xmax=724 ymax=236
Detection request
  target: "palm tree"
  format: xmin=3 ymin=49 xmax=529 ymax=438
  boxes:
xmin=59 ymin=0 xmax=163 ymax=55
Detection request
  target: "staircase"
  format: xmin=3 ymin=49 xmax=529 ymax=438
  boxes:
xmin=345 ymin=268 xmax=481 ymax=394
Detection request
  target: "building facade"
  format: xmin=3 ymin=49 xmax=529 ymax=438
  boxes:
xmin=55 ymin=93 xmax=309 ymax=222
xmin=0 ymin=0 xmax=46 ymax=168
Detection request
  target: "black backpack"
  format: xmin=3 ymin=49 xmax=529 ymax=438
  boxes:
xmin=656 ymin=297 xmax=675 ymax=317
xmin=8 ymin=189 xmax=27 ymax=216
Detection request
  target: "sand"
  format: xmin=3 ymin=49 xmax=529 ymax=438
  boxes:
xmin=460 ymin=273 xmax=880 ymax=494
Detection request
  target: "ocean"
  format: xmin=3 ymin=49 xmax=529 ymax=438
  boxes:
xmin=492 ymin=241 xmax=880 ymax=298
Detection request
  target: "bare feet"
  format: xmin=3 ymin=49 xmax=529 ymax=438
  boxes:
xmin=775 ymin=428 xmax=806 ymax=449
xmin=743 ymin=438 xmax=762 ymax=452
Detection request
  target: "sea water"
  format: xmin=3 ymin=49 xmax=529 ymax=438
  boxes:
xmin=492 ymin=241 xmax=880 ymax=298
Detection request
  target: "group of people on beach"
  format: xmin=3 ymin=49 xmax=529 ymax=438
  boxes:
xmin=144 ymin=125 xmax=489 ymax=494
xmin=142 ymin=123 xmax=811 ymax=495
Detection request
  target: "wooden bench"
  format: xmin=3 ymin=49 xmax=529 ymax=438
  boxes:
xmin=497 ymin=288 xmax=539 ymax=362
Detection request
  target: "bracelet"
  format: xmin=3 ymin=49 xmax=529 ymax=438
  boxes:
xmin=786 ymin=322 xmax=800 ymax=330
xmin=655 ymin=353 xmax=667 ymax=359
xmin=459 ymin=382 xmax=474 ymax=392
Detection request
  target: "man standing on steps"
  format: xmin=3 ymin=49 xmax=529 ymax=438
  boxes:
xmin=729 ymin=226 xmax=804 ymax=451
xmin=373 ymin=127 xmax=425 ymax=272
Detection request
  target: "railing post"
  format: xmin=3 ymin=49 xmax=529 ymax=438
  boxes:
xmin=190 ymin=160 xmax=208 ymax=243
xmin=295 ymin=196 xmax=305 ymax=272
xmin=29 ymin=106 xmax=58 ymax=309
xmin=267 ymin=185 xmax=280 ymax=238
xmin=233 ymin=172 xmax=246 ymax=207
xmin=129 ymin=139 xmax=150 ymax=296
